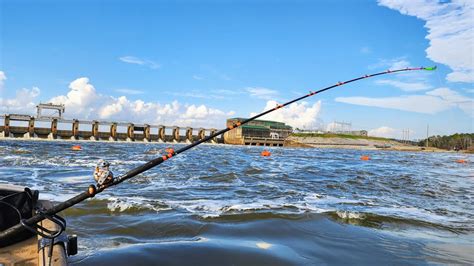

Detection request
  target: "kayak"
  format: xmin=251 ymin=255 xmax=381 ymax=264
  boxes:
xmin=0 ymin=184 xmax=76 ymax=265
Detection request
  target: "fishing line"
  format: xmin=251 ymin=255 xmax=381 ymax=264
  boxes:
xmin=0 ymin=66 xmax=437 ymax=246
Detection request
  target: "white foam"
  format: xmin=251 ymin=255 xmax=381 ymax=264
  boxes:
xmin=59 ymin=175 xmax=90 ymax=184
xmin=335 ymin=211 xmax=366 ymax=219
xmin=373 ymin=206 xmax=451 ymax=223
xmin=39 ymin=192 xmax=78 ymax=202
xmin=305 ymin=194 xmax=362 ymax=205
xmin=106 ymin=196 xmax=171 ymax=213
xmin=164 ymin=197 xmax=328 ymax=218
xmin=256 ymin=242 xmax=272 ymax=249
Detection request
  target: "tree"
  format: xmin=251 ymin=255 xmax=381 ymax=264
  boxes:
xmin=418 ymin=133 xmax=474 ymax=150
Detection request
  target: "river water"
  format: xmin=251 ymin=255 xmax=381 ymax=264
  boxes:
xmin=1 ymin=140 xmax=473 ymax=265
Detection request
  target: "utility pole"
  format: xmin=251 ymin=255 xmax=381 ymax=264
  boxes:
xmin=426 ymin=124 xmax=429 ymax=147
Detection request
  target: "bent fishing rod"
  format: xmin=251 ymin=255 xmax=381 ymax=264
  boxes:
xmin=0 ymin=66 xmax=436 ymax=245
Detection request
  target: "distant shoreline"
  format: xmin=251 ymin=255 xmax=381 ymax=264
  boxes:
xmin=285 ymin=136 xmax=458 ymax=153
xmin=0 ymin=136 xmax=463 ymax=154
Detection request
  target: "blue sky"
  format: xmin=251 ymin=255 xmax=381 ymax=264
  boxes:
xmin=0 ymin=0 xmax=472 ymax=139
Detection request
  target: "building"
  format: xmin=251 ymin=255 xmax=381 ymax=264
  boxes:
xmin=347 ymin=130 xmax=368 ymax=136
xmin=223 ymin=118 xmax=292 ymax=146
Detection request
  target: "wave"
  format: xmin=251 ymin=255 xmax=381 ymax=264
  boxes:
xmin=2 ymin=141 xmax=473 ymax=240
xmin=59 ymin=194 xmax=472 ymax=234
xmin=325 ymin=210 xmax=468 ymax=233
xmin=107 ymin=196 xmax=171 ymax=213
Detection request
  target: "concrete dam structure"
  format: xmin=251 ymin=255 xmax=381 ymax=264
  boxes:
xmin=0 ymin=114 xmax=219 ymax=143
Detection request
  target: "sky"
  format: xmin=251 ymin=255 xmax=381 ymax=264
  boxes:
xmin=0 ymin=0 xmax=472 ymax=140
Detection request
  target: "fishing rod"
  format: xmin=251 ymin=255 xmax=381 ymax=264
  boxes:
xmin=0 ymin=66 xmax=436 ymax=246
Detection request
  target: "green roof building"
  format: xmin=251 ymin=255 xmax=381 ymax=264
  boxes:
xmin=223 ymin=118 xmax=292 ymax=146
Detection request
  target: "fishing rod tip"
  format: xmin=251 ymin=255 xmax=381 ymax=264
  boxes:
xmin=423 ymin=66 xmax=437 ymax=71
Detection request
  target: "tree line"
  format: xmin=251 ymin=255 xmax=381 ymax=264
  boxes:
xmin=418 ymin=133 xmax=474 ymax=150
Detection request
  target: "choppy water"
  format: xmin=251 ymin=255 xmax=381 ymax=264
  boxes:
xmin=1 ymin=140 xmax=473 ymax=265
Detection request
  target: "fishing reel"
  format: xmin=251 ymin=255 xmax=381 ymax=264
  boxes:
xmin=93 ymin=159 xmax=114 ymax=188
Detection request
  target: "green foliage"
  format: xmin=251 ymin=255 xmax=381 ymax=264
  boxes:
xmin=290 ymin=133 xmax=389 ymax=141
xmin=418 ymin=133 xmax=474 ymax=150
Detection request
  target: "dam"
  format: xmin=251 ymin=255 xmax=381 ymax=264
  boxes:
xmin=0 ymin=114 xmax=219 ymax=143
xmin=0 ymin=103 xmax=296 ymax=146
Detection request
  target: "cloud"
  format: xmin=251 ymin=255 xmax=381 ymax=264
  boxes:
xmin=370 ymin=58 xmax=433 ymax=92
xmin=192 ymin=75 xmax=204 ymax=80
xmin=200 ymin=64 xmax=232 ymax=81
xmin=360 ymin=47 xmax=371 ymax=54
xmin=0 ymin=74 xmax=234 ymax=128
xmin=0 ymin=87 xmax=40 ymax=114
xmin=182 ymin=105 xmax=221 ymax=119
xmin=369 ymin=126 xmax=415 ymax=139
xmin=368 ymin=126 xmax=398 ymax=138
xmin=50 ymin=77 xmax=100 ymax=117
xmin=370 ymin=58 xmax=430 ymax=79
xmin=369 ymin=58 xmax=412 ymax=70
xmin=0 ymin=71 xmax=6 ymax=91
xmin=325 ymin=122 xmax=353 ymax=132
xmin=336 ymin=95 xmax=448 ymax=114
xmin=246 ymin=87 xmax=278 ymax=100
xmin=119 ymin=56 xmax=161 ymax=69
xmin=0 ymin=71 xmax=40 ymax=113
xmin=378 ymin=0 xmax=474 ymax=83
xmin=375 ymin=79 xmax=432 ymax=91
xmin=48 ymin=77 xmax=233 ymax=128
xmin=165 ymin=91 xmax=224 ymax=99
xmin=426 ymin=87 xmax=473 ymax=115
xmin=336 ymin=87 xmax=473 ymax=116
xmin=250 ymin=100 xmax=322 ymax=129
xmin=115 ymin=88 xmax=144 ymax=95
xmin=211 ymin=89 xmax=244 ymax=95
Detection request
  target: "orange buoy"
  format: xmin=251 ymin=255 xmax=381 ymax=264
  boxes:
xmin=71 ymin=145 xmax=82 ymax=151
xmin=261 ymin=150 xmax=271 ymax=157
xmin=456 ymin=159 xmax=467 ymax=164
xmin=165 ymin=148 xmax=174 ymax=154
xmin=360 ymin=155 xmax=370 ymax=161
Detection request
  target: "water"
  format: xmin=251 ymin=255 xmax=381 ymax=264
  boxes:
xmin=1 ymin=140 xmax=473 ymax=265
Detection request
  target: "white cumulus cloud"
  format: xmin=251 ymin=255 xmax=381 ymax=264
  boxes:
xmin=50 ymin=77 xmax=100 ymax=118
xmin=0 ymin=87 xmax=40 ymax=114
xmin=0 ymin=71 xmax=41 ymax=113
xmin=378 ymin=0 xmax=474 ymax=82
xmin=250 ymin=100 xmax=322 ymax=129
xmin=47 ymin=77 xmax=233 ymax=128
